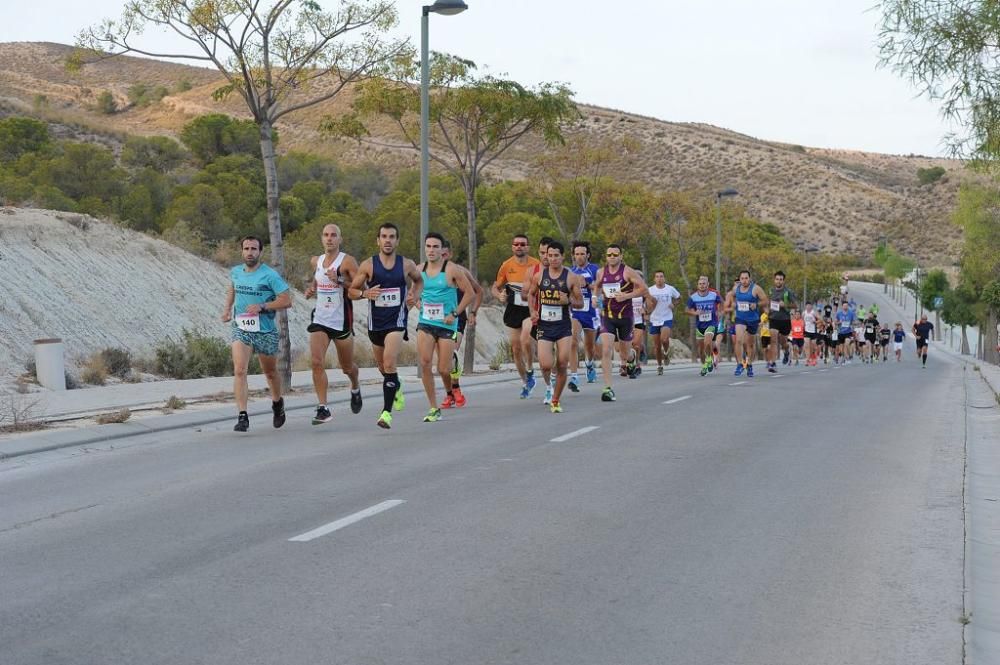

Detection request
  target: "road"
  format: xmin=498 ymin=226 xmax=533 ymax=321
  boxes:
xmin=0 ymin=304 xmax=977 ymax=664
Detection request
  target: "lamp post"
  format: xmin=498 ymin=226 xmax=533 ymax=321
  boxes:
xmin=878 ymin=235 xmax=888 ymax=293
xmin=420 ymin=0 xmax=468 ymax=261
xmin=714 ymin=188 xmax=739 ymax=291
xmin=801 ymin=245 xmax=819 ymax=304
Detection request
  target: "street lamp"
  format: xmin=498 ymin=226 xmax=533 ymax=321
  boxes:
xmin=714 ymin=188 xmax=739 ymax=291
xmin=878 ymin=235 xmax=888 ymax=293
xmin=420 ymin=0 xmax=468 ymax=262
xmin=801 ymin=245 xmax=819 ymax=304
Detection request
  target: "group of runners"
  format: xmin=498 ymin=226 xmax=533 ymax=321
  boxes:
xmin=223 ymin=227 xmax=935 ymax=432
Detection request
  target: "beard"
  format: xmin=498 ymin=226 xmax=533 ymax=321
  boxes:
xmin=244 ymin=256 xmax=259 ymax=267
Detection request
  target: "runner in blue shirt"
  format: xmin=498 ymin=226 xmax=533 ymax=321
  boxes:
xmin=834 ymin=301 xmax=854 ymax=365
xmin=222 ymin=235 xmax=291 ymax=433
xmin=568 ymin=241 xmax=600 ymax=389
xmin=686 ymin=275 xmax=723 ymax=376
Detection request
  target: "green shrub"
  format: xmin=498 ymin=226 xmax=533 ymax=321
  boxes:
xmin=96 ymin=90 xmax=117 ymax=115
xmin=155 ymin=330 xmax=259 ymax=379
xmin=100 ymin=347 xmax=132 ymax=379
xmin=917 ymin=166 xmax=945 ymax=184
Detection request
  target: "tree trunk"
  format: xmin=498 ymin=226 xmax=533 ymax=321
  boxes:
xmin=463 ymin=184 xmax=478 ymax=374
xmin=961 ymin=325 xmax=970 ymax=355
xmin=934 ymin=310 xmax=941 ymax=341
xmin=986 ymin=310 xmax=999 ymax=365
xmin=259 ymin=118 xmax=291 ymax=392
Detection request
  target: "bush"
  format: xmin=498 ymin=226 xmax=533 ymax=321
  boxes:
xmin=100 ymin=347 xmax=132 ymax=379
xmin=96 ymin=408 xmax=131 ymax=425
xmin=96 ymin=90 xmax=117 ymax=115
xmin=82 ymin=354 xmax=109 ymax=385
xmin=917 ymin=166 xmax=946 ymax=184
xmin=155 ymin=330 xmax=259 ymax=379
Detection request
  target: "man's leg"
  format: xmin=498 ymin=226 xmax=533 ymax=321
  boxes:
xmin=571 ymin=318 xmax=582 ymax=376
xmin=652 ymin=330 xmax=664 ymax=367
xmin=553 ymin=337 xmax=572 ymax=403
xmin=507 ymin=327 xmax=527 ymax=381
xmin=309 ymin=331 xmax=333 ymax=405
xmin=231 ymin=341 xmax=253 ymax=412
xmin=520 ymin=318 xmax=535 ymax=375
xmin=436 ymin=337 xmax=456 ymax=394
xmin=380 ymin=331 xmax=404 ymax=412
xmin=258 ymin=353 xmax=281 ymax=400
xmin=600 ymin=332 xmax=615 ymax=386
xmin=537 ymin=338 xmax=554 ymax=386
xmin=333 ymin=337 xmax=360 ymax=390
xmin=660 ymin=326 xmax=672 ymax=364
xmin=417 ymin=330 xmax=437 ymax=408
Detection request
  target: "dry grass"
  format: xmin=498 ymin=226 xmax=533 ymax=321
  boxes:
xmin=81 ymin=353 xmax=109 ymax=386
xmin=0 ymin=41 xmax=971 ymax=264
xmin=164 ymin=395 xmax=187 ymax=410
xmin=95 ymin=408 xmax=131 ymax=425
xmin=0 ymin=392 xmax=46 ymax=433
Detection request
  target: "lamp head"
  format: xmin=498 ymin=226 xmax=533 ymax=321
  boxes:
xmin=428 ymin=0 xmax=468 ymax=15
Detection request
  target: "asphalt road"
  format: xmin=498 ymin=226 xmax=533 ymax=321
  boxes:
xmin=0 ymin=331 xmax=973 ymax=665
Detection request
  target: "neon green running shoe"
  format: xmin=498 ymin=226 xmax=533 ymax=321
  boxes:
xmin=393 ymin=388 xmax=405 ymax=412
xmin=550 ymin=401 xmax=563 ymax=414
xmin=423 ymin=407 xmax=442 ymax=423
xmin=377 ymin=410 xmax=392 ymax=429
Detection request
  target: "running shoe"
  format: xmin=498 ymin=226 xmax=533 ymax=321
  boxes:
xmin=453 ymin=387 xmax=467 ymax=407
xmin=783 ymin=350 xmax=790 ymax=365
xmin=525 ymin=371 xmax=537 ymax=395
xmin=543 ymin=386 xmax=553 ymax=405
xmin=450 ymin=352 xmax=462 ymax=381
xmin=377 ymin=410 xmax=392 ymax=429
xmin=657 ymin=365 xmax=664 ymax=376
xmin=568 ymin=375 xmax=580 ymax=393
xmin=550 ymin=400 xmax=563 ymax=414
xmin=393 ymin=388 xmax=405 ymax=412
xmin=272 ymin=398 xmax=286 ymax=428
xmin=586 ymin=363 xmax=597 ymax=384
xmin=768 ymin=362 xmax=777 ymax=374
xmin=746 ymin=364 xmax=755 ymax=378
xmin=234 ymin=412 xmax=249 ymax=432
xmin=519 ymin=383 xmax=531 ymax=399
xmin=440 ymin=393 xmax=456 ymax=409
xmin=350 ymin=390 xmax=363 ymax=414
xmin=312 ymin=405 xmax=333 ymax=425
xmin=734 ymin=363 xmax=744 ymax=377
xmin=700 ymin=366 xmax=708 ymax=377
xmin=601 ymin=387 xmax=616 ymax=402
xmin=626 ymin=361 xmax=638 ymax=379
xmin=620 ymin=366 xmax=628 ymax=377
xmin=423 ymin=407 xmax=442 ymax=423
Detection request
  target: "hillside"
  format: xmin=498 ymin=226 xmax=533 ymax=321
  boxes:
xmin=0 ymin=41 xmax=974 ymax=263
xmin=0 ymin=208 xmax=508 ymax=384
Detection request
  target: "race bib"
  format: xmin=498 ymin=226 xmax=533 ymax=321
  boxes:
xmin=737 ymin=301 xmax=750 ymax=312
xmin=375 ymin=287 xmax=401 ymax=308
xmin=866 ymin=325 xmax=875 ymax=334
xmin=317 ymin=286 xmax=342 ymax=309
xmin=770 ymin=301 xmax=780 ymax=312
xmin=572 ymin=298 xmax=590 ymax=313
xmin=541 ymin=304 xmax=563 ymax=322
xmin=602 ymin=283 xmax=621 ymax=298
xmin=831 ymin=331 xmax=839 ymax=341
xmin=632 ymin=300 xmax=644 ymax=318
xmin=235 ymin=314 xmax=260 ymax=333
xmin=422 ymin=302 xmax=444 ymax=321
xmin=699 ymin=311 xmax=713 ymax=322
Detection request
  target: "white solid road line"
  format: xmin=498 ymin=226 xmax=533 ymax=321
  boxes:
xmin=550 ymin=426 xmax=599 ymax=443
xmin=288 ymin=500 xmax=406 ymax=542
xmin=663 ymin=395 xmax=692 ymax=405
xmin=729 ymin=381 xmax=747 ymax=386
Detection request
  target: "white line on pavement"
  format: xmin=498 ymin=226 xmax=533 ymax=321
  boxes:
xmin=663 ymin=395 xmax=692 ymax=405
xmin=550 ymin=426 xmax=599 ymax=442
xmin=288 ymin=500 xmax=406 ymax=542
xmin=729 ymin=381 xmax=747 ymax=386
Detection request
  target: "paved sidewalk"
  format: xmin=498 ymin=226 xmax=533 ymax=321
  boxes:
xmin=0 ymin=360 xmax=702 ymax=460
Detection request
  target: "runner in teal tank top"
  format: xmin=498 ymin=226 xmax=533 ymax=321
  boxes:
xmin=415 ymin=233 xmax=475 ymax=422
xmin=724 ymin=270 xmax=769 ymax=378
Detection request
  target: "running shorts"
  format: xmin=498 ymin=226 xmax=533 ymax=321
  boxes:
xmin=695 ymin=324 xmax=717 ymax=339
xmin=791 ymin=338 xmax=804 ymax=348
xmin=368 ymin=327 xmax=407 ymax=347
xmin=571 ymin=309 xmax=598 ymax=330
xmin=648 ymin=321 xmax=673 ymax=335
xmin=538 ymin=320 xmax=573 ymax=343
xmin=231 ymin=327 xmax=279 ymax=356
xmin=417 ymin=323 xmax=457 ymax=341
xmin=600 ymin=316 xmax=634 ymax=342
xmin=769 ymin=318 xmax=791 ymax=336
xmin=503 ymin=304 xmax=531 ymax=330
xmin=307 ymin=321 xmax=352 ymax=341
xmin=735 ymin=320 xmax=759 ymax=335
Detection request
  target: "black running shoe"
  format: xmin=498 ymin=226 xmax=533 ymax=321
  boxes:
xmin=312 ymin=405 xmax=333 ymax=425
xmin=350 ymin=390 xmax=363 ymax=414
xmin=272 ymin=398 xmax=286 ymax=428
xmin=234 ymin=412 xmax=249 ymax=432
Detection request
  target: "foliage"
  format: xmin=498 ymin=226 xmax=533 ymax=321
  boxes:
xmin=96 ymin=90 xmax=117 ymax=114
xmin=919 ymin=269 xmax=950 ymax=311
xmin=127 ymin=82 xmax=169 ymax=108
xmin=917 ymin=166 xmax=945 ymax=184
xmin=880 ymin=1 xmax=1000 ymax=162
xmin=154 ymin=330 xmax=259 ymax=379
xmin=952 ymin=183 xmax=1000 ymax=292
xmin=100 ymin=347 xmax=132 ymax=379
xmin=0 ymin=117 xmax=50 ymax=162
xmin=179 ymin=114 xmax=263 ymax=164
xmin=941 ymin=282 xmax=979 ymax=327
xmin=121 ymin=135 xmax=187 ymax=172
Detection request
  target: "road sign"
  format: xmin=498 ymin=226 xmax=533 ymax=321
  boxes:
xmin=933 ymin=296 xmax=944 ymax=309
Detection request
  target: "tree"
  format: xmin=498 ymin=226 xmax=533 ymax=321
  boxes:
xmin=121 ymin=135 xmax=187 ymax=172
xmin=79 ymin=0 xmax=409 ymax=390
xmin=325 ymin=53 xmax=578 ymax=372
xmin=0 ymin=117 xmax=50 ymax=162
xmin=952 ymin=183 xmax=1000 ymax=363
xmin=919 ymin=268 xmax=949 ymax=341
xmin=879 ymin=1 xmax=1000 ymax=162
xmin=179 ymin=114 xmax=263 ymax=165
xmin=942 ymin=283 xmax=979 ymax=355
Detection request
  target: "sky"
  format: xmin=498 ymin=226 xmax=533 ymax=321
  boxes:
xmin=0 ymin=0 xmax=956 ymax=156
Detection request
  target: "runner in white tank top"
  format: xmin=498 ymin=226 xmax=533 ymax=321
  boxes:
xmin=304 ymin=224 xmax=363 ymax=424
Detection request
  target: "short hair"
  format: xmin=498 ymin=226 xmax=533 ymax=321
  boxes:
xmin=739 ymin=269 xmax=751 ymax=278
xmin=774 ymin=270 xmax=786 ymax=278
xmin=240 ymin=235 xmax=263 ymax=251
xmin=547 ymin=240 xmax=565 ymax=254
xmin=424 ymin=232 xmax=444 ymax=245
xmin=607 ymin=243 xmax=623 ymax=253
xmin=654 ymin=270 xmax=665 ymax=277
xmin=378 ymin=222 xmax=399 ymax=238
xmin=539 ymin=236 xmax=555 ymax=247
xmin=513 ymin=233 xmax=529 ymax=243
xmin=441 ymin=238 xmax=452 ymax=250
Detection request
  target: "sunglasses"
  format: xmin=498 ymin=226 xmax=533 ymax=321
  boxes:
xmin=512 ymin=242 xmax=528 ymax=247
xmin=606 ymin=253 xmax=621 ymax=258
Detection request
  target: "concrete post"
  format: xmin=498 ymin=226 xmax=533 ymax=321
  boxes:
xmin=33 ymin=338 xmax=66 ymax=391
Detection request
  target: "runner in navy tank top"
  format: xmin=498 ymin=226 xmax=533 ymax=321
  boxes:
xmin=350 ymin=223 xmax=423 ymax=430
xmin=724 ymin=269 xmax=769 ymax=377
